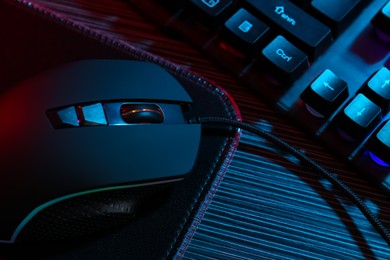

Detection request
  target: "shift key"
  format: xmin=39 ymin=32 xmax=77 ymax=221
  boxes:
xmin=244 ymin=0 xmax=333 ymax=59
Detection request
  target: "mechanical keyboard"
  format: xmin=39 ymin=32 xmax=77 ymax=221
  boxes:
xmin=128 ymin=0 xmax=390 ymax=195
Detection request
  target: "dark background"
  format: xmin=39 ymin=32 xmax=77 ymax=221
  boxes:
xmin=2 ymin=0 xmax=390 ymax=258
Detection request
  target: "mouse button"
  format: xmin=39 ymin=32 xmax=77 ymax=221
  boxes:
xmin=46 ymin=106 xmax=80 ymax=129
xmin=124 ymin=124 xmax=201 ymax=179
xmin=120 ymin=104 xmax=164 ymax=124
xmin=104 ymin=102 xmax=187 ymax=125
xmin=77 ymin=103 xmax=108 ymax=126
xmin=82 ymin=124 xmax=201 ymax=182
xmin=116 ymin=61 xmax=193 ymax=103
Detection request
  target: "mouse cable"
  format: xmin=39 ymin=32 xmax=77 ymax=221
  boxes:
xmin=197 ymin=116 xmax=390 ymax=247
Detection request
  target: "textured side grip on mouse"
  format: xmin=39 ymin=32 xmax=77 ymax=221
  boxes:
xmin=15 ymin=185 xmax=171 ymax=243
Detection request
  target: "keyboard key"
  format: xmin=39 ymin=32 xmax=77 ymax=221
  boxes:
xmin=190 ymin=0 xmax=235 ymax=26
xmin=367 ymin=120 xmax=390 ymax=166
xmin=359 ymin=67 xmax=390 ymax=114
xmin=223 ymin=8 xmax=270 ymax=56
xmin=310 ymin=0 xmax=362 ymax=36
xmin=261 ymin=35 xmax=309 ymax=83
xmin=335 ymin=94 xmax=382 ymax=141
xmin=289 ymin=0 xmax=311 ymax=8
xmin=243 ymin=0 xmax=333 ymax=59
xmin=371 ymin=1 xmax=390 ymax=39
xmin=301 ymin=69 xmax=349 ymax=117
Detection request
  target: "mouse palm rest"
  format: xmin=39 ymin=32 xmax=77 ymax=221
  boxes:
xmin=0 ymin=60 xmax=201 ymax=243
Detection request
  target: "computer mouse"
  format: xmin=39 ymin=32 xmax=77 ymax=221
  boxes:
xmin=0 ymin=59 xmax=201 ymax=244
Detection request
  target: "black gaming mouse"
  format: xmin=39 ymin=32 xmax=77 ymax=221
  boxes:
xmin=0 ymin=59 xmax=201 ymax=244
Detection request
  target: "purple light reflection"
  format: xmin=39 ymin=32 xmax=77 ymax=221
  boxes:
xmin=369 ymin=152 xmax=390 ymax=167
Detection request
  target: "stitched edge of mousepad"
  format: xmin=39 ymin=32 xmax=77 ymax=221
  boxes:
xmin=0 ymin=1 xmax=241 ymax=259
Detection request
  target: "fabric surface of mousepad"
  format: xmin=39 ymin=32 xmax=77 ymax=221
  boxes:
xmin=0 ymin=1 xmax=240 ymax=259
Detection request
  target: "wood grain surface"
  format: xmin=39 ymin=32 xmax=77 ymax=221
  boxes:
xmin=31 ymin=0 xmax=390 ymax=258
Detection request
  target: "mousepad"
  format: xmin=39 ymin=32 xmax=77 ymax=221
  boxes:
xmin=0 ymin=1 xmax=240 ymax=259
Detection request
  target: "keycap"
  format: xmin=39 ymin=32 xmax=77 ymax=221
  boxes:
xmin=190 ymin=0 xmax=235 ymax=26
xmin=261 ymin=35 xmax=309 ymax=83
xmin=371 ymin=1 xmax=390 ymax=38
xmin=223 ymin=8 xmax=270 ymax=56
xmin=243 ymin=0 xmax=333 ymax=59
xmin=289 ymin=0 xmax=311 ymax=8
xmin=359 ymin=67 xmax=390 ymax=114
xmin=301 ymin=69 xmax=349 ymax=117
xmin=310 ymin=0 xmax=362 ymax=36
xmin=335 ymin=94 xmax=382 ymax=141
xmin=367 ymin=120 xmax=390 ymax=166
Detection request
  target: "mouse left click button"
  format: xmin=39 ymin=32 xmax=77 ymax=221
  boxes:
xmin=47 ymin=106 xmax=80 ymax=129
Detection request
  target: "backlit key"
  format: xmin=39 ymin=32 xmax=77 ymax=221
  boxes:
xmin=367 ymin=120 xmax=390 ymax=166
xmin=223 ymin=8 xmax=270 ymax=56
xmin=360 ymin=67 xmax=390 ymax=114
xmin=301 ymin=69 xmax=349 ymax=117
xmin=261 ymin=35 xmax=309 ymax=83
xmin=311 ymin=0 xmax=363 ymax=36
xmin=335 ymin=94 xmax=382 ymax=141
xmin=244 ymin=0 xmax=333 ymax=59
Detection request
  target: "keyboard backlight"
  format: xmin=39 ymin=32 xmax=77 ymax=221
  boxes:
xmin=369 ymin=152 xmax=390 ymax=167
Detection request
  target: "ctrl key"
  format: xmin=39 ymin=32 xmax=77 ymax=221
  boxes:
xmin=261 ymin=35 xmax=309 ymax=83
xmin=367 ymin=120 xmax=390 ymax=167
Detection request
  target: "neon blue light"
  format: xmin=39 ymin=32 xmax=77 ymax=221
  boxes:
xmin=369 ymin=152 xmax=390 ymax=167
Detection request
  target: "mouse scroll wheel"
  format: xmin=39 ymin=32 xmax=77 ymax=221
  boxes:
xmin=120 ymin=104 xmax=164 ymax=124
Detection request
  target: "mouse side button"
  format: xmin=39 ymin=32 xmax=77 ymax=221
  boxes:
xmin=47 ymin=106 xmax=80 ymax=128
xmin=78 ymin=103 xmax=108 ymax=126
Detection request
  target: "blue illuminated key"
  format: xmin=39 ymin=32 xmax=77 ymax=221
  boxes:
xmin=243 ymin=0 xmax=333 ymax=59
xmin=335 ymin=94 xmax=382 ymax=141
xmin=367 ymin=120 xmax=390 ymax=166
xmin=301 ymin=69 xmax=349 ymax=117
xmin=261 ymin=35 xmax=309 ymax=83
xmin=360 ymin=67 xmax=390 ymax=114
xmin=311 ymin=0 xmax=363 ymax=35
